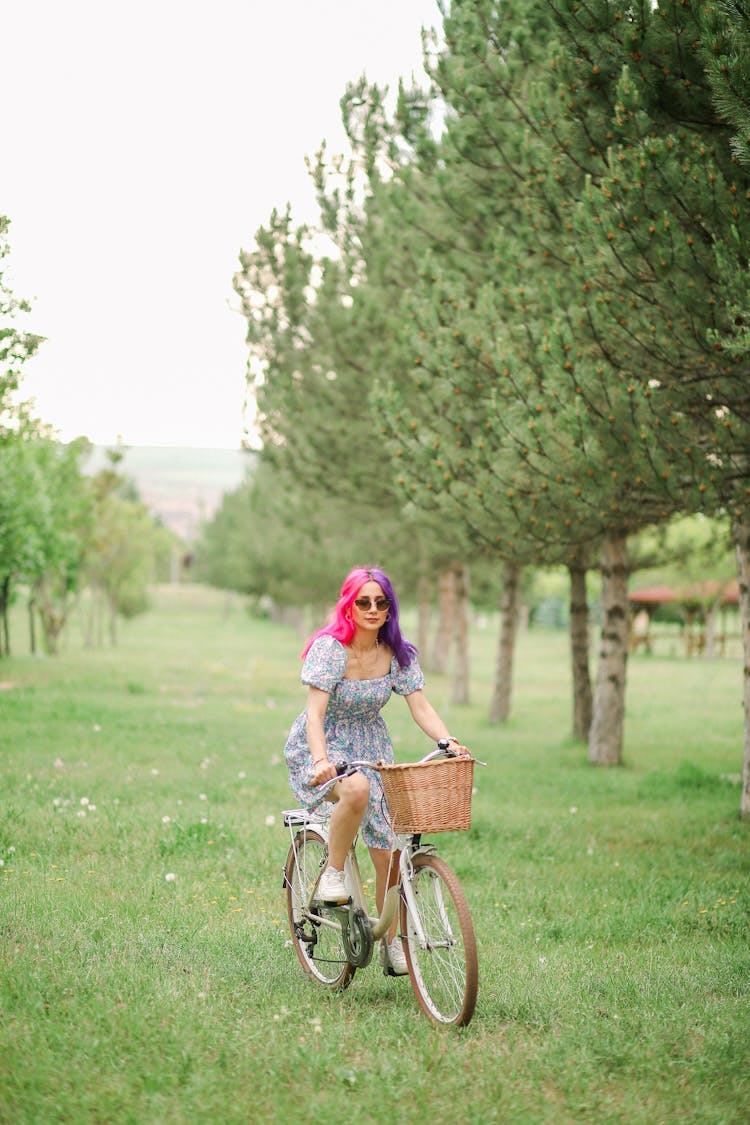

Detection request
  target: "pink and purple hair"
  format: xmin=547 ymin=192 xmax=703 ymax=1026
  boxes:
xmin=302 ymin=566 xmax=418 ymax=669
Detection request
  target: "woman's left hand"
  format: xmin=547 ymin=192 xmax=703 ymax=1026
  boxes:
xmin=446 ymin=737 xmax=471 ymax=757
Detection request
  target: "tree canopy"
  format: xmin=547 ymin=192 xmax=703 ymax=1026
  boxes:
xmin=217 ymin=0 xmax=750 ymax=812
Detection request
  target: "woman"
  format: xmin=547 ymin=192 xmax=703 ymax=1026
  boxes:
xmin=284 ymin=565 xmax=468 ymax=975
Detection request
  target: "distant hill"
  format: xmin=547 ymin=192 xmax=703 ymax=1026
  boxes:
xmin=86 ymin=445 xmax=254 ymax=540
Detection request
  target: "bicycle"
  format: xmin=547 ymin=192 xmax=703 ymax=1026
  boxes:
xmin=281 ymin=740 xmax=481 ymax=1027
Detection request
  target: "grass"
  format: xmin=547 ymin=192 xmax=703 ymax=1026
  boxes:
xmin=0 ymin=584 xmax=748 ymax=1124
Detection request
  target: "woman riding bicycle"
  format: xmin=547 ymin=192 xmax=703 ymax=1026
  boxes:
xmin=283 ymin=565 xmax=468 ymax=974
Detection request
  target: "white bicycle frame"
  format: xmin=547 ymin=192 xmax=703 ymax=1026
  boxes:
xmin=283 ymin=803 xmax=412 ymax=943
xmin=285 ymin=746 xmax=483 ymax=952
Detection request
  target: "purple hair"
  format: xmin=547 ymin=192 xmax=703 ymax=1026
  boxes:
xmin=302 ymin=566 xmax=418 ymax=669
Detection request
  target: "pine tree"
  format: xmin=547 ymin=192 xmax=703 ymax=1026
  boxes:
xmin=380 ymin=0 xmax=750 ymax=766
xmin=538 ymin=0 xmax=750 ymax=789
xmin=375 ymin=1 xmax=627 ymax=740
xmin=233 ymin=77 xmax=488 ymax=692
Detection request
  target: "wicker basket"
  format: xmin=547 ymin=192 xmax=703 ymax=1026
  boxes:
xmin=378 ymin=756 xmax=475 ymax=834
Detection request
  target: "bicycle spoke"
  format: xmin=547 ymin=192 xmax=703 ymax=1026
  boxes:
xmin=401 ymin=854 xmax=478 ymax=1027
xmin=284 ymin=829 xmax=355 ymax=991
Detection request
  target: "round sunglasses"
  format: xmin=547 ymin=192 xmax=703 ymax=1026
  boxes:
xmin=353 ymin=596 xmax=391 ymax=612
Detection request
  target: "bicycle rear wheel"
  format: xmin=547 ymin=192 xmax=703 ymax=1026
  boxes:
xmin=284 ymin=829 xmax=355 ymax=991
xmin=400 ymin=854 xmax=478 ymax=1027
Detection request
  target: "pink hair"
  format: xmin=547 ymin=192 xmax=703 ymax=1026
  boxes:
xmin=301 ymin=566 xmax=417 ymax=668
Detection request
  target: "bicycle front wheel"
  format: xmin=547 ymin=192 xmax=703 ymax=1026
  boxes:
xmin=284 ymin=829 xmax=355 ymax=991
xmin=400 ymin=854 xmax=478 ymax=1027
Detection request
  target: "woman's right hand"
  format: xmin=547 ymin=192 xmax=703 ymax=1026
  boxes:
xmin=311 ymin=757 xmax=338 ymax=787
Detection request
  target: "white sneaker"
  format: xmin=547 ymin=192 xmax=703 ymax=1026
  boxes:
xmin=317 ymin=866 xmax=349 ymax=903
xmin=379 ymin=936 xmax=409 ymax=976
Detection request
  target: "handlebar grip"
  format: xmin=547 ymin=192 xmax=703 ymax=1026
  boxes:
xmin=438 ymin=737 xmax=459 ymax=757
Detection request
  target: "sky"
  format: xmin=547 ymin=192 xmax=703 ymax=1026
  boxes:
xmin=3 ymin=0 xmax=441 ymax=450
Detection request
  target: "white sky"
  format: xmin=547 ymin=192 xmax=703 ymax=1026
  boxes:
xmin=3 ymin=0 xmax=440 ymax=450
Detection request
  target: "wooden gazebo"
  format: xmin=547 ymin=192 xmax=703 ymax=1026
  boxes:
xmin=628 ymin=580 xmax=739 ymax=656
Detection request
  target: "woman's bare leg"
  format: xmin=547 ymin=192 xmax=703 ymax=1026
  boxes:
xmin=369 ymin=846 xmax=401 ymax=940
xmin=325 ymin=772 xmax=370 ymax=870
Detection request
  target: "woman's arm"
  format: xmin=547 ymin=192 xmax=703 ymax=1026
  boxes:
xmin=404 ymin=690 xmax=469 ymax=754
xmin=306 ymin=686 xmax=339 ymax=785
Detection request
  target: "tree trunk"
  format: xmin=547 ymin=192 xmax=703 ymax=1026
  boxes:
xmin=0 ymin=576 xmax=10 ymax=657
xmin=431 ymin=568 xmax=457 ymax=675
xmin=35 ymin=577 xmax=67 ymax=656
xmin=489 ymin=559 xmax=521 ymax=724
xmin=82 ymin=587 xmax=96 ymax=649
xmin=568 ymin=553 xmax=593 ymax=741
xmin=733 ymin=518 xmax=750 ymax=819
xmin=95 ymin=589 xmax=105 ymax=648
xmin=28 ymin=593 xmax=37 ymax=656
xmin=452 ymin=563 xmax=470 ymax=705
xmin=588 ymin=532 xmax=629 ymax=765
xmin=108 ymin=596 xmax=118 ymax=647
xmin=170 ymin=542 xmax=181 ymax=584
xmin=703 ymin=598 xmax=720 ymax=659
xmin=269 ymin=603 xmax=305 ymax=634
xmin=416 ymin=575 xmax=431 ymax=663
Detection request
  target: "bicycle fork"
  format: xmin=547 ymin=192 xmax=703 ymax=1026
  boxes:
xmin=399 ymin=849 xmax=456 ymax=952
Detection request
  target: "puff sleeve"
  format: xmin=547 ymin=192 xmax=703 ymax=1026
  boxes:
xmin=301 ymin=635 xmax=347 ymax=693
xmin=390 ymin=654 xmax=426 ymax=696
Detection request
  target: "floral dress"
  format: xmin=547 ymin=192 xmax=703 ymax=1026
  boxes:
xmin=284 ymin=634 xmax=425 ymax=849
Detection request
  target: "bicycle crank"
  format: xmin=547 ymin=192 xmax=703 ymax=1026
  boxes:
xmin=332 ymin=904 xmax=374 ymax=967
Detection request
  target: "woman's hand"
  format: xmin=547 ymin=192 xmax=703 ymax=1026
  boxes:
xmin=311 ymin=757 xmax=338 ymax=787
xmin=449 ymin=741 xmax=471 ymax=758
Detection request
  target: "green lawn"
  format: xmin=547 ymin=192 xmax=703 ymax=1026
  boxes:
xmin=1 ymin=584 xmax=747 ymax=1124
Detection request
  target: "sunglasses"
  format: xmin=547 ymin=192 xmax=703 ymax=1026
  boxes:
xmin=354 ymin=597 xmax=391 ymax=612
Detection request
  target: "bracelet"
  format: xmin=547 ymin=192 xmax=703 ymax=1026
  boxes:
xmin=312 ymin=756 xmax=329 ymax=766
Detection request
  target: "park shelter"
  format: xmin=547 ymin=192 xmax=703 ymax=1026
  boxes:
xmin=628 ymin=581 xmax=739 ymax=656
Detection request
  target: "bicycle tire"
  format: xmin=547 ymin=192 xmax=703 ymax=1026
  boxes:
xmin=284 ymin=829 xmax=355 ymax=991
xmin=400 ymin=853 xmax=478 ymax=1027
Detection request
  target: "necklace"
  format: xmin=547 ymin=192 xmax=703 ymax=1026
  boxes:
xmin=350 ymin=639 xmax=379 ymax=657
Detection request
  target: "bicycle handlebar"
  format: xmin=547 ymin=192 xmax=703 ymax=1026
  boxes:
xmin=310 ymin=741 xmax=485 ymax=804
xmin=342 ymin=740 xmax=483 ymax=777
